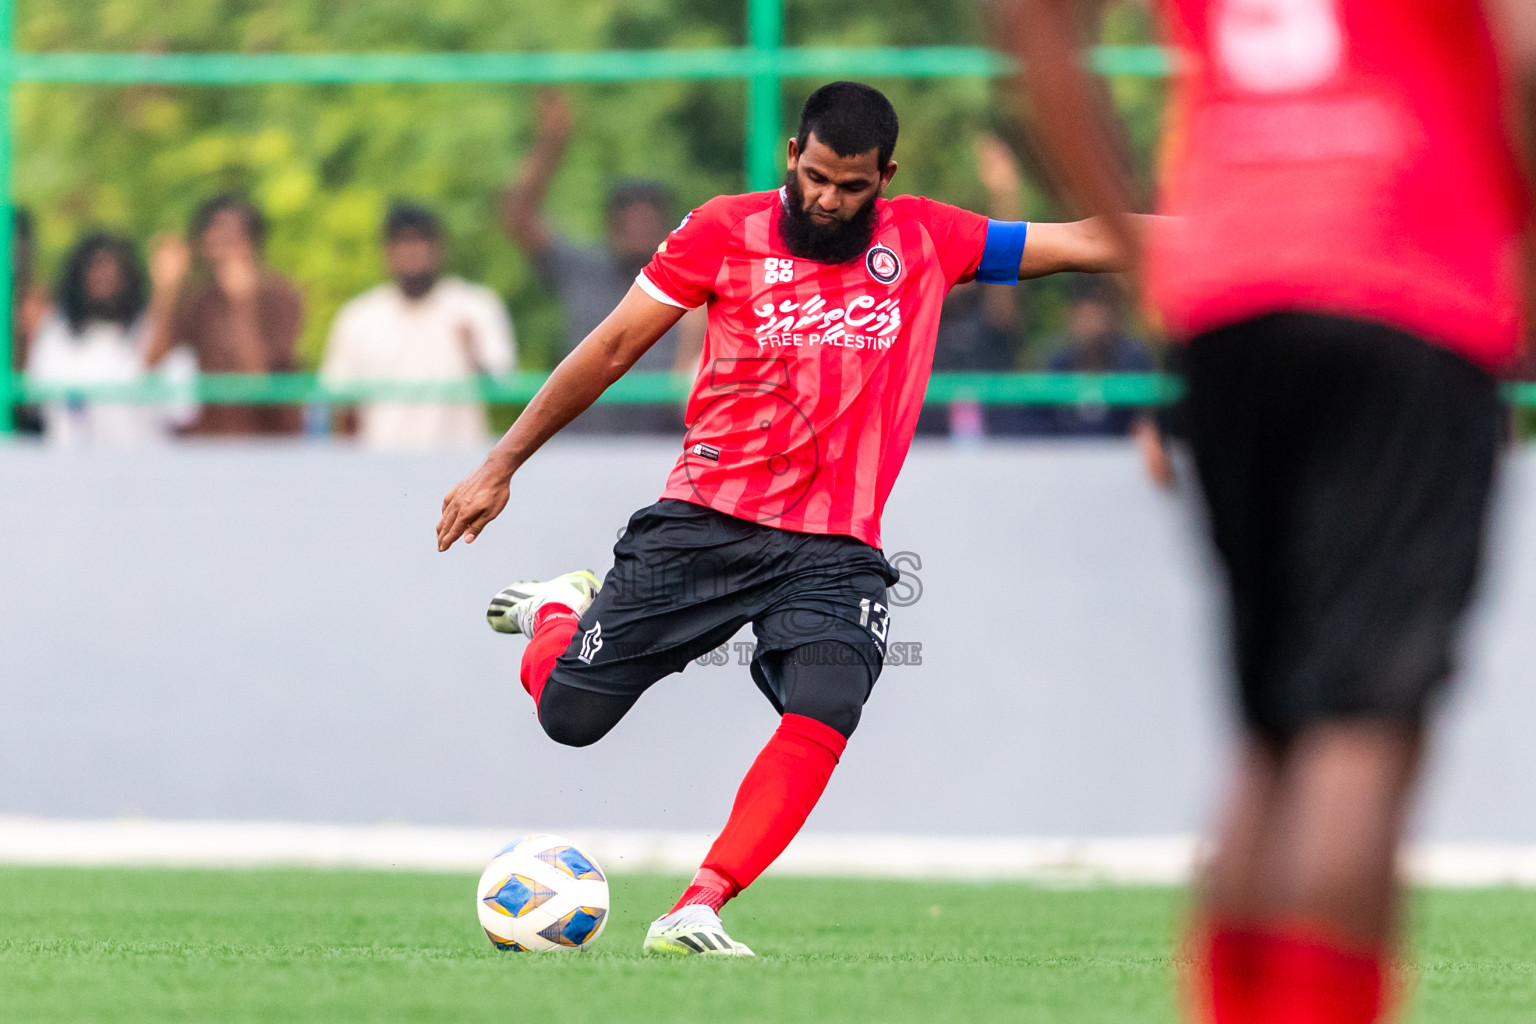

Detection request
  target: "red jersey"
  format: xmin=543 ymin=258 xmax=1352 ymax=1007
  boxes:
xmin=637 ymin=190 xmax=1024 ymax=548
xmin=1150 ymin=0 xmax=1528 ymax=369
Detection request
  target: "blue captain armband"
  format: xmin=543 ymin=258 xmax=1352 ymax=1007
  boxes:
xmin=976 ymin=219 xmax=1029 ymax=285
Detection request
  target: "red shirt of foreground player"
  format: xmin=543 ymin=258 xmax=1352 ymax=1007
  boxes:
xmin=639 ymin=192 xmax=991 ymax=548
xmin=1150 ymin=0 xmax=1529 ymax=369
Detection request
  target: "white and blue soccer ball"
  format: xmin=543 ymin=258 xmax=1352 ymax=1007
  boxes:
xmin=476 ymin=833 xmax=610 ymax=952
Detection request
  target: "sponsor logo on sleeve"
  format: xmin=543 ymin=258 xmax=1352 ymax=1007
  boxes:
xmin=658 ymin=212 xmax=693 ymax=254
xmin=689 ymin=442 xmax=721 ymax=462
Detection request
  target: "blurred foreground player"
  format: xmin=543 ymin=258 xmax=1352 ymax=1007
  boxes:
xmin=439 ymin=81 xmax=1139 ymax=955
xmin=1015 ymin=1 xmax=1535 ymax=1021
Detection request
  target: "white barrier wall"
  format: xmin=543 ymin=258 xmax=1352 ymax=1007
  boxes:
xmin=1 ymin=440 xmax=1532 ymax=842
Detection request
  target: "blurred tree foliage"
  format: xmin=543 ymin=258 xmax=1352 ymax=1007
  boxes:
xmin=15 ymin=0 xmax=1162 ymax=370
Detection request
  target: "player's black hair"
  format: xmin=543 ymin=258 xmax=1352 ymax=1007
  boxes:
xmin=383 ymin=202 xmax=444 ymax=242
xmin=606 ymin=179 xmax=673 ymax=220
xmin=190 ymin=193 xmax=268 ymax=250
xmin=56 ymin=232 xmax=147 ymax=334
xmin=796 ymin=81 xmax=899 ymax=169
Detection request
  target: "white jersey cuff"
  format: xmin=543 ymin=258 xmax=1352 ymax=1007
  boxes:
xmin=635 ymin=271 xmax=693 ymax=310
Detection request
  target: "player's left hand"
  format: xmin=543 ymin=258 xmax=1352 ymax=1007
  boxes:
xmin=437 ymin=461 xmax=512 ymax=551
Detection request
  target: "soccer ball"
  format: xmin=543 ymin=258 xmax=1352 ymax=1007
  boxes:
xmin=475 ymin=833 xmax=610 ymax=952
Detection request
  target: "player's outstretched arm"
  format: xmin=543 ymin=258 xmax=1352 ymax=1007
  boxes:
xmin=1007 ymin=0 xmax=1142 ymax=257
xmin=1017 ymin=215 xmax=1152 ymax=279
xmin=436 ymin=286 xmax=685 ymax=551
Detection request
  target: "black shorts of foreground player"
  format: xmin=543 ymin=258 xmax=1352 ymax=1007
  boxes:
xmin=1185 ymin=314 xmax=1503 ymax=745
xmin=436 ymin=80 xmax=1141 ymax=957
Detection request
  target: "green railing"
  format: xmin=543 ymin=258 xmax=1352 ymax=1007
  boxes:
xmin=4 ymin=3 xmax=1524 ymax=427
xmin=0 ymin=0 xmax=1192 ymax=432
xmin=11 ymin=371 xmax=1185 ymax=407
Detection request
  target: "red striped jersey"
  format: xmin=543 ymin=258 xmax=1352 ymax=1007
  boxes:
xmin=637 ymin=189 xmax=1024 ymax=547
xmin=1150 ymin=0 xmax=1527 ymax=368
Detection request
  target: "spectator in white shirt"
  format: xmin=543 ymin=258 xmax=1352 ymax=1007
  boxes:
xmin=27 ymin=233 xmax=171 ymax=447
xmin=322 ymin=204 xmax=516 ymax=450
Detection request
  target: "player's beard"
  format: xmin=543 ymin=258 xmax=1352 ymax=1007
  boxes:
xmin=779 ymin=171 xmax=879 ymax=265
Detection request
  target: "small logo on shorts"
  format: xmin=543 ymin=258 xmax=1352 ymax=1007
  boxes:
xmin=578 ymin=621 xmax=603 ymax=664
xmin=689 ymin=442 xmax=721 ymax=462
xmin=866 ymin=245 xmax=901 ymax=285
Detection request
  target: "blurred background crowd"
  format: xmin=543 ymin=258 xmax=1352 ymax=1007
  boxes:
xmin=6 ymin=0 xmax=1171 ymax=452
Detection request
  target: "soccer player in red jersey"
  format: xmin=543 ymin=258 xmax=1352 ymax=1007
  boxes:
xmin=437 ymin=81 xmax=1137 ymax=955
xmin=1015 ymin=1 xmax=1536 ymax=1021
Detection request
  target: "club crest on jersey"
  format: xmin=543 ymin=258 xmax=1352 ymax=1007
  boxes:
xmin=865 ymin=245 xmax=901 ymax=285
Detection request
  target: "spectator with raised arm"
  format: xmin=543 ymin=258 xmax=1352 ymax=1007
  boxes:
xmin=146 ymin=194 xmax=303 ymax=437
xmin=321 ymin=203 xmax=516 ymax=450
xmin=501 ymin=89 xmax=703 ymax=434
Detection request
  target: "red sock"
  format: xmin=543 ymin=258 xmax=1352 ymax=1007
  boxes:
xmin=1265 ymin=924 xmax=1388 ymax=1024
xmin=669 ymin=714 xmax=847 ymax=914
xmin=1192 ymin=920 xmax=1273 ymax=1024
xmin=518 ymin=606 xmax=579 ymax=706
xmin=670 ymin=867 xmax=736 ymax=914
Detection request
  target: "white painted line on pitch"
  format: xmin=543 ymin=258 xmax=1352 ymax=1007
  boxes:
xmin=0 ymin=817 xmax=1200 ymax=880
xmin=0 ymin=817 xmax=1532 ymax=887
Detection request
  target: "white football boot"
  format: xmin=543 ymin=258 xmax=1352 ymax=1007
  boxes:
xmin=643 ymin=904 xmax=756 ymax=957
xmin=485 ymin=570 xmax=601 ymax=636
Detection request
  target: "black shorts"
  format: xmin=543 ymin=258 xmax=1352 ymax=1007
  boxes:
xmin=1183 ymin=313 xmax=1503 ymax=744
xmin=548 ymin=499 xmax=900 ymax=710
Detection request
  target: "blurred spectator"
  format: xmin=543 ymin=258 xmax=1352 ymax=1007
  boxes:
xmin=10 ymin=208 xmax=51 ymax=434
xmin=26 ymin=233 xmax=173 ymax=447
xmin=321 ymin=203 xmax=516 ymax=450
xmin=916 ymin=134 xmax=1027 ymax=439
xmin=501 ymin=89 xmax=703 ymax=434
xmin=1027 ymin=275 xmax=1155 ymax=436
xmin=145 ymin=194 xmax=303 ymax=436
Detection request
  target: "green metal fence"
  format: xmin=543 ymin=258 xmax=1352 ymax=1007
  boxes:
xmin=0 ymin=0 xmax=1191 ymax=432
xmin=0 ymin=1 xmax=1526 ymax=430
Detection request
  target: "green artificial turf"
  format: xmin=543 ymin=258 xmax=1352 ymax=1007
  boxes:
xmin=0 ymin=867 xmax=1531 ymax=1023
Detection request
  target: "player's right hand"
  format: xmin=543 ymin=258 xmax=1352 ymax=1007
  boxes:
xmin=437 ymin=461 xmax=512 ymax=551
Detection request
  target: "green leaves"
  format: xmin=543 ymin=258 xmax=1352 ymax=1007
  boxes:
xmin=12 ymin=1 xmax=1158 ymax=370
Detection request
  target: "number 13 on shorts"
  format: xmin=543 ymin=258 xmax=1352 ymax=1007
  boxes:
xmin=859 ymin=598 xmax=889 ymax=645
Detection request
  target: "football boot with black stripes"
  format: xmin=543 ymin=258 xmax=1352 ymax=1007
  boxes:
xmin=485 ymin=570 xmax=601 ymax=636
xmin=642 ymin=904 xmax=755 ymax=957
